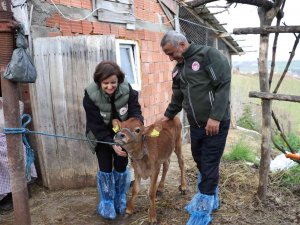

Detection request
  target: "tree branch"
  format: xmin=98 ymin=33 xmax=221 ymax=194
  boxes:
xmin=188 ymin=0 xmax=274 ymax=9
xmin=233 ymin=26 xmax=300 ymax=35
xmin=269 ymin=0 xmax=286 ymax=87
xmin=273 ymin=33 xmax=300 ymax=93
xmin=272 ymin=111 xmax=296 ymax=153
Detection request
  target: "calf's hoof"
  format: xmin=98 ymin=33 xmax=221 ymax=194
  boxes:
xmin=149 ymin=218 xmax=157 ymax=225
xmin=123 ymin=213 xmax=131 ymax=219
xmin=178 ymin=185 xmax=187 ymax=195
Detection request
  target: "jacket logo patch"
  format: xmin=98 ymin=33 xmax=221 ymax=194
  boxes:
xmin=119 ymin=104 xmax=128 ymax=116
xmin=100 ymin=112 xmax=106 ymax=117
xmin=172 ymin=70 xmax=178 ymax=78
xmin=192 ymin=61 xmax=200 ymax=71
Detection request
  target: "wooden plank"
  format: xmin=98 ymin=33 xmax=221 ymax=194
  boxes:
xmin=96 ymin=0 xmax=135 ymax=24
xmin=102 ymin=0 xmax=132 ymax=4
xmin=160 ymin=0 xmax=177 ymax=14
xmin=249 ymin=91 xmax=300 ymax=103
xmin=233 ymin=26 xmax=300 ymax=35
xmin=75 ymin=36 xmax=99 ymax=186
xmin=31 ymin=38 xmax=63 ymax=189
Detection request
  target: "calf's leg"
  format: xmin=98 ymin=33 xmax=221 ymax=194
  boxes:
xmin=148 ymin=166 xmax=160 ymax=224
xmin=157 ymin=159 xmax=170 ymax=196
xmin=126 ymin=173 xmax=141 ymax=215
xmin=174 ymin=137 xmax=187 ymax=194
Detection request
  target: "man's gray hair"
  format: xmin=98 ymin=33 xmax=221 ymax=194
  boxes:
xmin=160 ymin=31 xmax=187 ymax=47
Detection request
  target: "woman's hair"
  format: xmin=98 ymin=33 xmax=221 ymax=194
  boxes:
xmin=93 ymin=61 xmax=125 ymax=84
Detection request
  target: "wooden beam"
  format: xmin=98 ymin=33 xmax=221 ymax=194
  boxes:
xmin=233 ymin=26 xmax=300 ymax=35
xmin=249 ymin=91 xmax=300 ymax=103
xmin=187 ymin=0 xmax=273 ymax=9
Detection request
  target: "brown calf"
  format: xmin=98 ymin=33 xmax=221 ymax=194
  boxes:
xmin=112 ymin=117 xmax=187 ymax=224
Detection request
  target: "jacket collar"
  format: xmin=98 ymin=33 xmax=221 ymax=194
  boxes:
xmin=182 ymin=43 xmax=199 ymax=59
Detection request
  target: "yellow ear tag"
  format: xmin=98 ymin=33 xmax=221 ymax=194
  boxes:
xmin=150 ymin=129 xmax=160 ymax=137
xmin=112 ymin=125 xmax=119 ymax=133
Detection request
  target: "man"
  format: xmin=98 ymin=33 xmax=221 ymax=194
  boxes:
xmin=160 ymin=31 xmax=231 ymax=225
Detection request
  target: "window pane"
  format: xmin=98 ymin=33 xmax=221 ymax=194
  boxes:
xmin=120 ymin=47 xmax=134 ymax=84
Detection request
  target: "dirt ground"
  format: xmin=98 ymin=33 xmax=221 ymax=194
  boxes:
xmin=1 ymin=128 xmax=300 ymax=225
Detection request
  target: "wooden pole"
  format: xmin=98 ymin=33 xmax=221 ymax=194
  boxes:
xmin=233 ymin=25 xmax=300 ymax=35
xmin=0 ymin=0 xmax=31 ymax=223
xmin=249 ymin=91 xmax=300 ymax=103
xmin=1 ymin=77 xmax=31 ymax=225
xmin=257 ymin=33 xmax=272 ymax=201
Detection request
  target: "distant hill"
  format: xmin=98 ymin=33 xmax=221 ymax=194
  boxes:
xmin=232 ymin=60 xmax=300 ymax=77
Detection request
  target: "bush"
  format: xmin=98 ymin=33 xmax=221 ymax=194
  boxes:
xmin=272 ymin=133 xmax=300 ymax=153
xmin=237 ymin=104 xmax=259 ymax=131
xmin=279 ymin=166 xmax=300 ymax=187
xmin=223 ymin=139 xmax=259 ymax=164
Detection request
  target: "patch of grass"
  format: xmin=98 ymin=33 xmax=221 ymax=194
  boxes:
xmin=272 ymin=132 xmax=300 ymax=153
xmin=232 ymin=74 xmax=300 ymax=133
xmin=237 ymin=104 xmax=259 ymax=131
xmin=223 ymin=139 xmax=258 ymax=164
xmin=280 ymin=166 xmax=300 ymax=187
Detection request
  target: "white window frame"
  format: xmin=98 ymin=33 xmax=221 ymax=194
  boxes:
xmin=116 ymin=39 xmax=141 ymax=91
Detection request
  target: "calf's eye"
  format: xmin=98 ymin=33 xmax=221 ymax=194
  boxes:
xmin=135 ymin=128 xmax=141 ymax=133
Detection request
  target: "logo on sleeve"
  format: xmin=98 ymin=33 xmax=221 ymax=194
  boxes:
xmin=119 ymin=104 xmax=128 ymax=116
xmin=192 ymin=61 xmax=200 ymax=71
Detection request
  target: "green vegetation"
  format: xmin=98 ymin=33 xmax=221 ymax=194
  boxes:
xmin=279 ymin=166 xmax=300 ymax=187
xmin=223 ymin=139 xmax=259 ymax=165
xmin=237 ymin=104 xmax=259 ymax=131
xmin=272 ymin=133 xmax=300 ymax=153
xmin=232 ymin=74 xmax=300 ymax=134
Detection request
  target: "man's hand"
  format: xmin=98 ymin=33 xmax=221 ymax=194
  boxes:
xmin=205 ymin=118 xmax=220 ymax=136
xmin=112 ymin=145 xmax=127 ymax=157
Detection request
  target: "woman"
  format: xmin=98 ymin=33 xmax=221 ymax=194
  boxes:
xmin=83 ymin=61 xmax=143 ymax=219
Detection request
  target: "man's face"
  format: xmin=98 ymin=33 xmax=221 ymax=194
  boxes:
xmin=162 ymin=42 xmax=186 ymax=63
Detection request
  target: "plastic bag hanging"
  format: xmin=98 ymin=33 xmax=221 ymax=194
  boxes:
xmin=3 ymin=25 xmax=37 ymax=83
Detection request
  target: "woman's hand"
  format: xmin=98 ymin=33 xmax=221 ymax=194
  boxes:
xmin=112 ymin=145 xmax=127 ymax=157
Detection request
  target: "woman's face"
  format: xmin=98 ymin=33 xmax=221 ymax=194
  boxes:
xmin=100 ymin=75 xmax=118 ymax=96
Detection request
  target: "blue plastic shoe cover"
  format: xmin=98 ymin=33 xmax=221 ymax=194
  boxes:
xmin=213 ymin=187 xmax=219 ymax=211
xmin=187 ymin=210 xmax=212 ymax=225
xmin=125 ymin=167 xmax=132 ymax=193
xmin=185 ymin=192 xmax=214 ymax=225
xmin=113 ymin=168 xmax=129 ymax=214
xmin=97 ymin=171 xmax=116 ymax=219
xmin=197 ymin=172 xmax=219 ymax=211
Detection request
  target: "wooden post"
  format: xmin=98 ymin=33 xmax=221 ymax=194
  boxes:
xmin=1 ymin=77 xmax=31 ymax=225
xmin=0 ymin=0 xmax=31 ymax=223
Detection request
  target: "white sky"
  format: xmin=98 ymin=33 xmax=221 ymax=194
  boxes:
xmin=206 ymin=0 xmax=300 ymax=62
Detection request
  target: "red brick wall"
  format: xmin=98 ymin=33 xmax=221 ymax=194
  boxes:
xmin=45 ymin=0 xmax=175 ymax=126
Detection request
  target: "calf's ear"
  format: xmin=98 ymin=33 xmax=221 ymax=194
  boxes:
xmin=112 ymin=119 xmax=122 ymax=133
xmin=143 ymin=124 xmax=162 ymax=137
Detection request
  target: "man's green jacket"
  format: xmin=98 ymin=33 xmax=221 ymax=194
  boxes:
xmin=164 ymin=43 xmax=231 ymax=127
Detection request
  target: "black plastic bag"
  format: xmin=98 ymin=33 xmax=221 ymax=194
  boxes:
xmin=3 ymin=26 xmax=37 ymax=83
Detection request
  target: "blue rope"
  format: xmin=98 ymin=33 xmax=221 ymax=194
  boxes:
xmin=1 ymin=115 xmax=116 ymax=146
xmin=1 ymin=114 xmax=118 ymax=180
xmin=21 ymin=114 xmax=35 ymax=181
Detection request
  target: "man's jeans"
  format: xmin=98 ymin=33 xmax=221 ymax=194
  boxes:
xmin=190 ymin=120 xmax=230 ymax=195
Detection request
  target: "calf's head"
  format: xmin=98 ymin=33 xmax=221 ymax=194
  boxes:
xmin=112 ymin=118 xmax=162 ymax=159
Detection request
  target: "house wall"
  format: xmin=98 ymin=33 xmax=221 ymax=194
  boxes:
xmin=31 ymin=0 xmax=176 ymax=126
